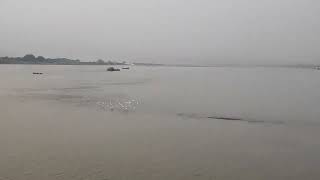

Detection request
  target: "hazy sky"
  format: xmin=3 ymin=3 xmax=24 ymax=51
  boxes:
xmin=0 ymin=0 xmax=319 ymax=64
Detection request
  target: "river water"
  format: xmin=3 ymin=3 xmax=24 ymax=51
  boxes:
xmin=0 ymin=65 xmax=319 ymax=180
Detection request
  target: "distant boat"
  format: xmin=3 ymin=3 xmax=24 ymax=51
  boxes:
xmin=33 ymin=72 xmax=43 ymax=75
xmin=122 ymin=67 xmax=130 ymax=70
xmin=107 ymin=67 xmax=120 ymax=71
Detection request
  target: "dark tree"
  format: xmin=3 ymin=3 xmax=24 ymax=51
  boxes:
xmin=37 ymin=56 xmax=46 ymax=61
xmin=23 ymin=54 xmax=36 ymax=61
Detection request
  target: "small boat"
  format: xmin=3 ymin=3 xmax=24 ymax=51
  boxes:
xmin=33 ymin=72 xmax=43 ymax=75
xmin=107 ymin=67 xmax=120 ymax=71
xmin=122 ymin=67 xmax=130 ymax=70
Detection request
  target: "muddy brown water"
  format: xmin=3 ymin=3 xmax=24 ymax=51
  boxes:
xmin=1 ymin=65 xmax=320 ymax=180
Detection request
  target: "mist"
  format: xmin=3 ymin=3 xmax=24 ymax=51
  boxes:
xmin=0 ymin=0 xmax=319 ymax=65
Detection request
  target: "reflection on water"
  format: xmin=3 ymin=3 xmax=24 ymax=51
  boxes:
xmin=16 ymin=89 xmax=141 ymax=113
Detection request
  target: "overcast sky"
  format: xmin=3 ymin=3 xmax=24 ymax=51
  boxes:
xmin=0 ymin=0 xmax=319 ymax=64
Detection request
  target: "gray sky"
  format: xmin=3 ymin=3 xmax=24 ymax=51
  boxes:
xmin=0 ymin=0 xmax=319 ymax=64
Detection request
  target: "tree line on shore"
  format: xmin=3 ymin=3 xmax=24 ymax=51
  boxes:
xmin=0 ymin=54 xmax=127 ymax=65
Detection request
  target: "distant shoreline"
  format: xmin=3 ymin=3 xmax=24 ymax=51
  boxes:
xmin=0 ymin=63 xmax=318 ymax=70
xmin=0 ymin=54 xmax=128 ymax=66
xmin=1 ymin=54 xmax=319 ymax=69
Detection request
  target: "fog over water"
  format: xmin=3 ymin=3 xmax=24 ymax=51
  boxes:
xmin=0 ymin=0 xmax=320 ymax=64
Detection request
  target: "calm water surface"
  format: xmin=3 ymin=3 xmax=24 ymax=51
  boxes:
xmin=0 ymin=65 xmax=320 ymax=180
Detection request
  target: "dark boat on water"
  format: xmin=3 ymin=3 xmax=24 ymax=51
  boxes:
xmin=107 ymin=67 xmax=120 ymax=71
xmin=122 ymin=67 xmax=130 ymax=70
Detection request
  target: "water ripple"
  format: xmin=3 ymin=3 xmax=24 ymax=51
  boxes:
xmin=96 ymin=98 xmax=139 ymax=112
